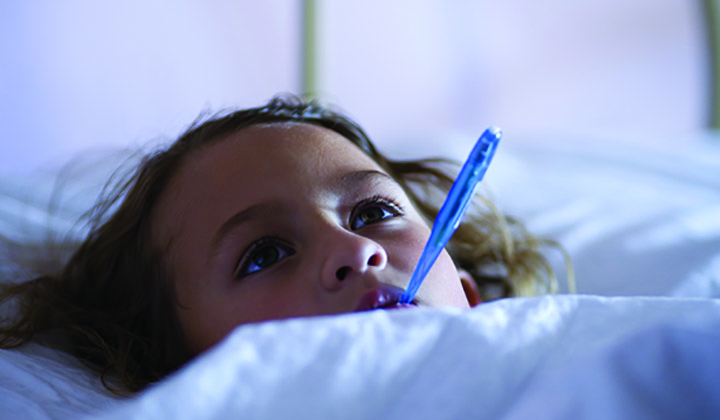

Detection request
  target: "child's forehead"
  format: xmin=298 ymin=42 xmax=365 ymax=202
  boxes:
xmin=173 ymin=122 xmax=390 ymax=196
xmin=199 ymin=122 xmax=372 ymax=168
xmin=238 ymin=121 xmax=340 ymax=142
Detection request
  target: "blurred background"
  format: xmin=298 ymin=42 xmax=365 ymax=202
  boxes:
xmin=0 ymin=1 xmax=710 ymax=175
xmin=1 ymin=1 xmax=718 ymax=297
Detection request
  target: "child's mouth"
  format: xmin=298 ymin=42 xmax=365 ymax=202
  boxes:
xmin=354 ymin=285 xmax=418 ymax=312
xmin=382 ymin=303 xmax=416 ymax=310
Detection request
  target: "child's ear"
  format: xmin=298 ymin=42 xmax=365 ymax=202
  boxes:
xmin=459 ymin=269 xmax=482 ymax=307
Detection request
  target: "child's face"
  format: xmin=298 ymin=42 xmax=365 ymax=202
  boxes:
xmin=155 ymin=123 xmax=474 ymax=354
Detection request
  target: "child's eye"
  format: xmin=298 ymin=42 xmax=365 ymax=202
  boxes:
xmin=350 ymin=196 xmax=403 ymax=230
xmin=236 ymin=238 xmax=295 ymax=277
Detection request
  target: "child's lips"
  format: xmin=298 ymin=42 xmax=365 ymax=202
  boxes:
xmin=354 ymin=285 xmax=418 ymax=312
xmin=382 ymin=303 xmax=416 ymax=310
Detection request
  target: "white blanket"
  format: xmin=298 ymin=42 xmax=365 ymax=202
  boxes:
xmin=3 ymin=295 xmax=715 ymax=420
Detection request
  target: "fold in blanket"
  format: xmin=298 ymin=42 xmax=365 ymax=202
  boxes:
xmin=76 ymin=295 xmax=720 ymax=420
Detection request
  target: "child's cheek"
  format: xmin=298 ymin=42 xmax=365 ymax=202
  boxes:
xmin=384 ymin=221 xmax=434 ymax=274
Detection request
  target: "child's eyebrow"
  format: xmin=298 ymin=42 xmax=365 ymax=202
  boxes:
xmin=337 ymin=169 xmax=399 ymax=190
xmin=207 ymin=200 xmax=287 ymax=261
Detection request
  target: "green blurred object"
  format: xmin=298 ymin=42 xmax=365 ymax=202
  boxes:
xmin=704 ymin=0 xmax=720 ymax=128
xmin=302 ymin=0 xmax=317 ymax=99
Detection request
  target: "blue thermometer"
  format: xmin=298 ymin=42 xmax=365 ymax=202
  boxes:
xmin=399 ymin=127 xmax=501 ymax=304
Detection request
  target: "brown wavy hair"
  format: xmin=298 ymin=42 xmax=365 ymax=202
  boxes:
xmin=0 ymin=95 xmax=572 ymax=394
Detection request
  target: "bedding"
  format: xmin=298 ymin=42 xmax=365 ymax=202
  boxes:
xmin=1 ymin=132 xmax=719 ymax=419
xmin=489 ymin=132 xmax=720 ymax=297
xmin=1 ymin=295 xmax=719 ymax=419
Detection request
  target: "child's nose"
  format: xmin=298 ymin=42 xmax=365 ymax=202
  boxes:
xmin=319 ymin=230 xmax=388 ymax=291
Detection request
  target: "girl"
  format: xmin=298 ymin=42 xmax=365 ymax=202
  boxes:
xmin=0 ymin=95 xmax=567 ymax=393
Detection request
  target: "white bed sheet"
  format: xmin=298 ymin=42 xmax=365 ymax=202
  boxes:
xmin=4 ymin=295 xmax=715 ymax=420
xmin=0 ymin=344 xmax=121 ymax=419
xmin=1 ymin=295 xmax=719 ymax=419
xmin=486 ymin=132 xmax=720 ymax=297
